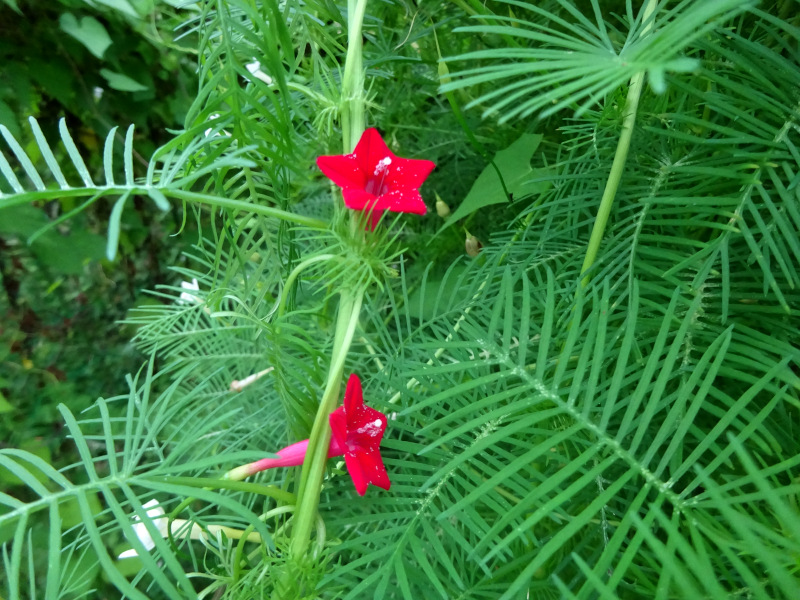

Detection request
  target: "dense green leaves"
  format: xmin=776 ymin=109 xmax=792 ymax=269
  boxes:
xmin=0 ymin=359 xmax=277 ymax=599
xmin=443 ymin=0 xmax=754 ymax=121
xmin=325 ymin=255 xmax=799 ymax=598
xmin=2 ymin=1 xmax=800 ymax=599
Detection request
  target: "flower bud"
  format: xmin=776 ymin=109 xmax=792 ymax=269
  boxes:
xmin=435 ymin=194 xmax=450 ymax=218
xmin=438 ymin=60 xmax=452 ymax=85
xmin=465 ymin=234 xmax=483 ymax=257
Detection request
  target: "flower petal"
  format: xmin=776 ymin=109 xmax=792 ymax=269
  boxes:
xmin=348 ymin=405 xmax=387 ymax=448
xmin=342 ymin=188 xmax=377 ymax=210
xmin=384 ymin=156 xmax=436 ymax=190
xmin=316 ymin=154 xmax=365 ymax=190
xmin=317 ymin=128 xmax=435 ymax=224
xmin=361 ymin=448 xmax=391 ymax=491
xmin=120 ymin=500 xmax=168 ymax=558
xmin=352 ymin=128 xmax=393 ymax=175
xmin=367 ymin=210 xmax=385 ymax=231
xmin=329 ymin=374 xmax=391 ymax=495
xmin=345 ymin=447 xmax=391 ymax=496
xmin=372 ymin=189 xmax=427 ymax=214
xmin=329 ymin=406 xmax=348 ymax=450
xmin=343 ymin=373 xmax=363 ymax=415
xmin=344 ymin=452 xmax=369 ymax=496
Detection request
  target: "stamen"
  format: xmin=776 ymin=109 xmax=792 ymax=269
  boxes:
xmin=373 ymin=157 xmax=392 ymax=176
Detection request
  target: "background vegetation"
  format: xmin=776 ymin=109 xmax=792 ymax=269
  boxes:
xmin=1 ymin=0 xmax=799 ymax=598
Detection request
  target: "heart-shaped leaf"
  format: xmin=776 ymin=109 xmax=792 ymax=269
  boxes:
xmin=59 ymin=13 xmax=113 ymax=60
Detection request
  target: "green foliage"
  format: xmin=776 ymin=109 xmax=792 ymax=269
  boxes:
xmin=1 ymin=358 xmax=280 ymax=599
xmin=2 ymin=0 xmax=800 ymax=599
xmin=443 ymin=0 xmax=754 ymax=121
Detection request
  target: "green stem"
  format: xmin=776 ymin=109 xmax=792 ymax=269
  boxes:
xmin=157 ymin=476 xmax=295 ymax=504
xmin=579 ymin=0 xmax=657 ymax=287
xmin=341 ymin=0 xmax=369 ymax=152
xmin=289 ymin=288 xmax=364 ymax=557
xmin=281 ymin=0 xmax=370 ymax=571
xmin=0 ymin=188 xmax=328 ymax=230
xmin=168 ymin=189 xmax=328 ymax=230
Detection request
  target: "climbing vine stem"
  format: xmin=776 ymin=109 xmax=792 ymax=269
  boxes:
xmin=580 ymin=0 xmax=658 ymax=287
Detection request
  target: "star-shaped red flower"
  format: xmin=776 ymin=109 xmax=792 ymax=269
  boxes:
xmin=329 ymin=373 xmax=390 ymax=496
xmin=224 ymin=373 xmax=390 ymax=496
xmin=316 ymin=128 xmax=435 ymax=224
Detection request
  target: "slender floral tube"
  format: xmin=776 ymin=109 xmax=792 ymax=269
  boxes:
xmin=224 ymin=437 xmax=346 ymax=482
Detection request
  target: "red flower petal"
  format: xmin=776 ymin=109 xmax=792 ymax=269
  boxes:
xmin=344 ymin=447 xmax=390 ymax=496
xmin=348 ymin=405 xmax=387 ymax=448
xmin=356 ymin=447 xmax=391 ymax=491
xmin=329 ymin=406 xmax=348 ymax=450
xmin=344 ymin=452 xmax=369 ymax=496
xmin=372 ymin=189 xmax=427 ymax=214
xmin=341 ymin=188 xmax=376 ymax=210
xmin=316 ymin=154 xmax=366 ymax=190
xmin=367 ymin=210 xmax=385 ymax=231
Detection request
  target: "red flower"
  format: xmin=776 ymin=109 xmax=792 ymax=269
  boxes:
xmin=316 ymin=128 xmax=435 ymax=227
xmin=227 ymin=373 xmax=390 ymax=496
xmin=329 ymin=374 xmax=390 ymax=496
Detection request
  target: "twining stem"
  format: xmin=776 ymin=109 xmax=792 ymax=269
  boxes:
xmin=579 ymin=0 xmax=658 ymax=287
xmin=289 ymin=289 xmax=364 ymax=556
xmin=341 ymin=0 xmax=369 ymax=153
xmin=283 ymin=0 xmax=369 ymax=567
